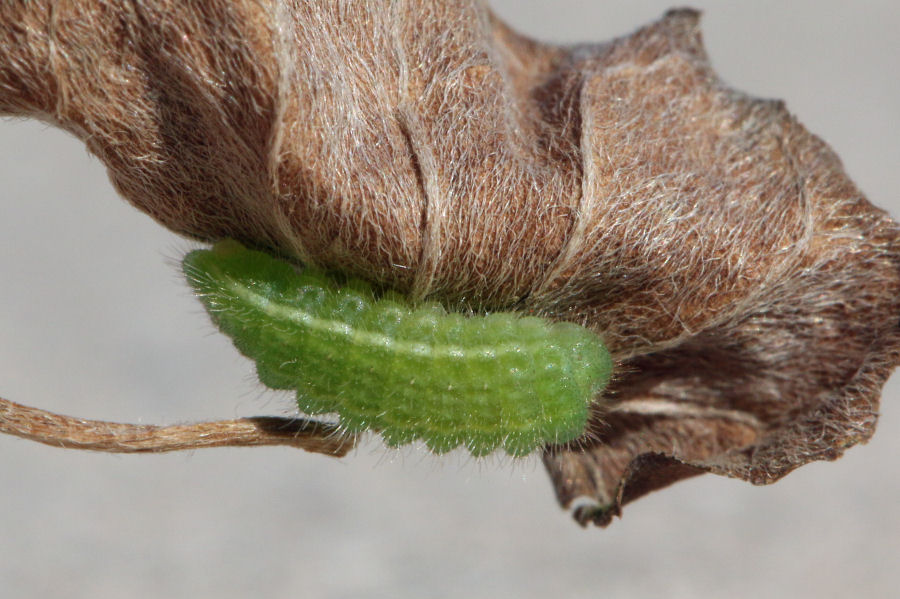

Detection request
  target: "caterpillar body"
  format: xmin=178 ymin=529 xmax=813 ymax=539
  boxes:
xmin=183 ymin=240 xmax=612 ymax=456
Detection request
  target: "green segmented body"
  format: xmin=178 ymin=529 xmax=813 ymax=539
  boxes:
xmin=183 ymin=240 xmax=612 ymax=456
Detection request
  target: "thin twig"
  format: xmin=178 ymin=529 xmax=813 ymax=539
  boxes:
xmin=0 ymin=396 xmax=354 ymax=457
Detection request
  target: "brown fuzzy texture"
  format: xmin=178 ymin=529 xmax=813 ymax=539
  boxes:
xmin=0 ymin=397 xmax=353 ymax=456
xmin=2 ymin=1 xmax=898 ymax=526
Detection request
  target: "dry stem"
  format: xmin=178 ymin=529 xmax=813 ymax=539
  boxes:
xmin=0 ymin=396 xmax=354 ymax=457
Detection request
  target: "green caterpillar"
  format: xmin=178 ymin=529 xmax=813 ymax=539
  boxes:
xmin=182 ymin=240 xmax=612 ymax=456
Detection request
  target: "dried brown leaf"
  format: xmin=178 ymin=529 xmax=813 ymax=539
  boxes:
xmin=2 ymin=1 xmax=897 ymax=525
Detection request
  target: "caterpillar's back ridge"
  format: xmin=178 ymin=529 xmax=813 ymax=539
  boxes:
xmin=183 ymin=240 xmax=613 ymax=457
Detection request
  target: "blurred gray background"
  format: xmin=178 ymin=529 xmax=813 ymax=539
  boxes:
xmin=1 ymin=2 xmax=897 ymax=598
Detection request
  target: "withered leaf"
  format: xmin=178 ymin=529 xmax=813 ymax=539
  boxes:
xmin=2 ymin=1 xmax=897 ymax=526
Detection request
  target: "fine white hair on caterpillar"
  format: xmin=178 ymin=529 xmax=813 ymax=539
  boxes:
xmin=183 ymin=240 xmax=613 ymax=457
